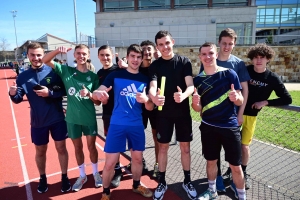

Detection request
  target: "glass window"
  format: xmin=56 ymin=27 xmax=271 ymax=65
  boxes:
xmin=174 ymin=0 xmax=208 ymax=8
xmin=216 ymin=22 xmax=253 ymax=44
xmin=103 ymin=0 xmax=134 ymax=11
xmin=138 ymin=0 xmax=170 ymax=10
xmin=212 ymin=0 xmax=248 ymax=7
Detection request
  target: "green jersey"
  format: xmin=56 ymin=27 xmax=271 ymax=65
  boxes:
xmin=54 ymin=62 xmax=99 ymax=126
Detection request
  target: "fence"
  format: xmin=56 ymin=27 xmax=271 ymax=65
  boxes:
xmin=97 ymin=104 xmax=300 ymax=200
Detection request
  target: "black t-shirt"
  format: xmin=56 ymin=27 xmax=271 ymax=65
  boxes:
xmin=97 ymin=64 xmax=122 ymax=117
xmin=244 ymin=65 xmax=292 ymax=116
xmin=149 ymin=54 xmax=193 ymax=117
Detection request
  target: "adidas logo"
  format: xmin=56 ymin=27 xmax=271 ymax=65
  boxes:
xmin=120 ymin=83 xmax=138 ymax=97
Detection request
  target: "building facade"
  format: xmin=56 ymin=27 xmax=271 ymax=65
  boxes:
xmin=93 ymin=0 xmax=257 ymax=47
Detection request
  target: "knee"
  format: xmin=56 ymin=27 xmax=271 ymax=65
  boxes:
xmin=241 ymin=144 xmax=249 ymax=152
xmin=55 ymin=144 xmax=67 ymax=154
xmin=87 ymin=144 xmax=97 ymax=153
xmin=158 ymin=144 xmax=169 ymax=154
xmin=230 ymin=165 xmax=243 ymax=175
xmin=180 ymin=144 xmax=190 ymax=155
xmin=104 ymin=161 xmax=116 ymax=171
xmin=131 ymin=156 xmax=143 ymax=165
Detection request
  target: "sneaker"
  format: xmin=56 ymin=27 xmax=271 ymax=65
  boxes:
xmin=222 ymin=167 xmax=232 ymax=183
xmin=61 ymin=177 xmax=71 ymax=192
xmin=216 ymin=176 xmax=226 ymax=193
xmin=132 ymin=185 xmax=153 ymax=198
xmin=230 ymin=182 xmax=238 ymax=199
xmin=195 ymin=188 xmax=218 ymax=200
xmin=93 ymin=172 xmax=103 ymax=188
xmin=182 ymin=182 xmax=197 ymax=199
xmin=152 ymin=163 xmax=159 ymax=178
xmin=244 ymin=172 xmax=251 ymax=190
xmin=101 ymin=193 xmax=111 ymax=200
xmin=72 ymin=175 xmax=87 ymax=192
xmin=111 ymin=173 xmax=123 ymax=188
xmin=153 ymin=183 xmax=167 ymax=200
xmin=37 ymin=177 xmax=48 ymax=193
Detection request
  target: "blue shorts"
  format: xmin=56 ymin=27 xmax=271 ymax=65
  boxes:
xmin=31 ymin=120 xmax=68 ymax=146
xmin=104 ymin=124 xmax=145 ymax=153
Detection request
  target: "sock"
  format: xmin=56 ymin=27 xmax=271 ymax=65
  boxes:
xmin=159 ymin=171 xmax=166 ymax=185
xmin=241 ymin=165 xmax=247 ymax=173
xmin=61 ymin=173 xmax=68 ymax=180
xmin=40 ymin=174 xmax=46 ymax=180
xmin=103 ymin=187 xmax=110 ymax=195
xmin=208 ymin=179 xmax=216 ymax=193
xmin=92 ymin=162 xmax=98 ymax=175
xmin=79 ymin=163 xmax=86 ymax=177
xmin=133 ymin=180 xmax=140 ymax=189
xmin=237 ymin=188 xmax=246 ymax=200
xmin=217 ymin=159 xmax=222 ymax=176
xmin=183 ymin=170 xmax=191 ymax=184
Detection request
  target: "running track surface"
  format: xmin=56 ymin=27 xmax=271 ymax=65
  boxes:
xmin=0 ymin=69 xmax=181 ymax=200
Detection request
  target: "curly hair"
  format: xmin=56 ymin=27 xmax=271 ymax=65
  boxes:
xmin=247 ymin=43 xmax=275 ymax=60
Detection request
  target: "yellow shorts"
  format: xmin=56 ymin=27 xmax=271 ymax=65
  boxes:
xmin=241 ymin=115 xmax=257 ymax=145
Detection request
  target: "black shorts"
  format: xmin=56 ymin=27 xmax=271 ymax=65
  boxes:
xmin=156 ymin=116 xmax=193 ymax=143
xmin=102 ymin=116 xmax=111 ymax=136
xmin=142 ymin=109 xmax=157 ymax=130
xmin=200 ymin=122 xmax=241 ymax=166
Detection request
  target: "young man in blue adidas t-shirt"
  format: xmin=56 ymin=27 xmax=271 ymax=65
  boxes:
xmin=192 ymin=42 xmax=246 ymax=200
xmin=93 ymin=44 xmax=154 ymax=200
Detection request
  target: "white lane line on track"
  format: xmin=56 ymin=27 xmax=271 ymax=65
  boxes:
xmin=4 ymin=70 xmax=33 ymax=200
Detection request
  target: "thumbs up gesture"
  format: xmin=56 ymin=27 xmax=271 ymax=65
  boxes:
xmin=136 ymin=87 xmax=148 ymax=103
xmin=192 ymin=87 xmax=201 ymax=106
xmin=152 ymin=88 xmax=165 ymax=106
xmin=228 ymin=84 xmax=239 ymax=102
xmin=80 ymin=85 xmax=89 ymax=97
xmin=9 ymin=81 xmax=17 ymax=96
xmin=174 ymin=86 xmax=185 ymax=103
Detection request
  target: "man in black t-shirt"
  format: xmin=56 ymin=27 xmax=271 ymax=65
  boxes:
xmin=149 ymin=30 xmax=197 ymax=200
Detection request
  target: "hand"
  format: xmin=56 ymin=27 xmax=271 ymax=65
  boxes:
xmin=34 ymin=86 xmax=49 ymax=97
xmin=57 ymin=46 xmax=72 ymax=54
xmin=80 ymin=85 xmax=89 ymax=97
xmin=228 ymin=84 xmax=239 ymax=102
xmin=118 ymin=59 xmax=128 ymax=68
xmin=174 ymin=86 xmax=186 ymax=103
xmin=252 ymin=100 xmax=268 ymax=110
xmin=136 ymin=87 xmax=148 ymax=103
xmin=152 ymin=88 xmax=165 ymax=106
xmin=9 ymin=81 xmax=17 ymax=96
xmin=92 ymin=86 xmax=112 ymax=102
xmin=192 ymin=87 xmax=201 ymax=106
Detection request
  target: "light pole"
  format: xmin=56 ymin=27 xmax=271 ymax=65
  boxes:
xmin=10 ymin=10 xmax=18 ymax=61
xmin=73 ymin=0 xmax=78 ymax=44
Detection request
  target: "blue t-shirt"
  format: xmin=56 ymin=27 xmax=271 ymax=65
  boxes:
xmin=102 ymin=69 xmax=149 ymax=126
xmin=193 ymin=68 xmax=242 ymax=128
xmin=199 ymin=55 xmax=250 ymax=83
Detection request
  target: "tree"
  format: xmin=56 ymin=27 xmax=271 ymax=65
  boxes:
xmin=0 ymin=38 xmax=10 ymax=61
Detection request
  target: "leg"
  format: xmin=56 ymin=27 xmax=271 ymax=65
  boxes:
xmin=230 ymin=164 xmax=245 ymax=189
xmin=179 ymin=142 xmax=190 ymax=171
xmin=102 ymin=153 xmax=120 ymax=188
xmin=207 ymin=160 xmax=218 ymax=182
xmin=152 ymin=128 xmax=159 ymax=163
xmin=158 ymin=143 xmax=169 ymax=172
xmin=86 ymin=135 xmax=98 ymax=164
xmin=35 ymin=144 xmax=48 ymax=175
xmin=71 ymin=138 xmax=84 ymax=166
xmin=130 ymin=150 xmax=143 ymax=181
xmin=54 ymin=140 xmax=68 ymax=174
xmin=241 ymin=144 xmax=250 ymax=167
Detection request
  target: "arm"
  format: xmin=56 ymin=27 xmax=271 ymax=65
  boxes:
xmin=267 ymin=79 xmax=292 ymax=106
xmin=136 ymin=87 xmax=154 ymax=111
xmin=228 ymin=83 xmax=244 ymax=106
xmin=237 ymin=81 xmax=248 ymax=125
xmin=174 ymin=76 xmax=194 ymax=103
xmin=92 ymin=85 xmax=111 ymax=105
xmin=9 ymin=81 xmax=25 ymax=104
xmin=42 ymin=47 xmax=72 ymax=69
xmin=80 ymin=85 xmax=101 ymax=105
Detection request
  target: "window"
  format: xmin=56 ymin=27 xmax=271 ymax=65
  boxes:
xmin=138 ymin=0 xmax=170 ymax=10
xmin=174 ymin=0 xmax=208 ymax=8
xmin=103 ymin=0 xmax=134 ymax=11
xmin=212 ymin=0 xmax=248 ymax=7
xmin=217 ymin=23 xmax=253 ymax=44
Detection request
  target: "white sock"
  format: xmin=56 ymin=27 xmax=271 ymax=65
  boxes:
xmin=237 ymin=188 xmax=246 ymax=200
xmin=92 ymin=162 xmax=98 ymax=175
xmin=208 ymin=179 xmax=216 ymax=193
xmin=79 ymin=163 xmax=86 ymax=177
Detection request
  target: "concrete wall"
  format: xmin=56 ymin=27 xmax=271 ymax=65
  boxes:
xmin=95 ymin=7 xmax=257 ymax=47
xmin=115 ymin=46 xmax=300 ymax=82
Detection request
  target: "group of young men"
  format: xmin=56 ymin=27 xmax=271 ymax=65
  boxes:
xmin=9 ymin=28 xmax=292 ymax=200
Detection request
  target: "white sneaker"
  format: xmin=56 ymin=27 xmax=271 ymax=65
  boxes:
xmin=182 ymin=182 xmax=197 ymax=199
xmin=72 ymin=176 xmax=87 ymax=192
xmin=93 ymin=172 xmax=103 ymax=188
xmin=153 ymin=183 xmax=167 ymax=200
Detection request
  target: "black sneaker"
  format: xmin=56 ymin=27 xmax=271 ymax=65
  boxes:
xmin=37 ymin=177 xmax=48 ymax=193
xmin=61 ymin=177 xmax=71 ymax=192
xmin=111 ymin=172 xmax=123 ymax=188
xmin=153 ymin=183 xmax=168 ymax=200
xmin=244 ymin=172 xmax=251 ymax=190
xmin=222 ymin=167 xmax=232 ymax=184
xmin=182 ymin=182 xmax=197 ymax=199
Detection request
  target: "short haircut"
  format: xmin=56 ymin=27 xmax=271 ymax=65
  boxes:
xmin=27 ymin=42 xmax=44 ymax=53
xmin=126 ymin=44 xmax=143 ymax=57
xmin=247 ymin=43 xmax=275 ymax=60
xmin=98 ymin=45 xmax=113 ymax=55
xmin=199 ymin=42 xmax=217 ymax=53
xmin=218 ymin=28 xmax=237 ymax=43
xmin=74 ymin=44 xmax=90 ymax=54
xmin=155 ymin=30 xmax=173 ymax=44
xmin=140 ymin=40 xmax=156 ymax=48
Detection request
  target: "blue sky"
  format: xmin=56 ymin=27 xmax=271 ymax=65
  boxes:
xmin=0 ymin=0 xmax=96 ymax=50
